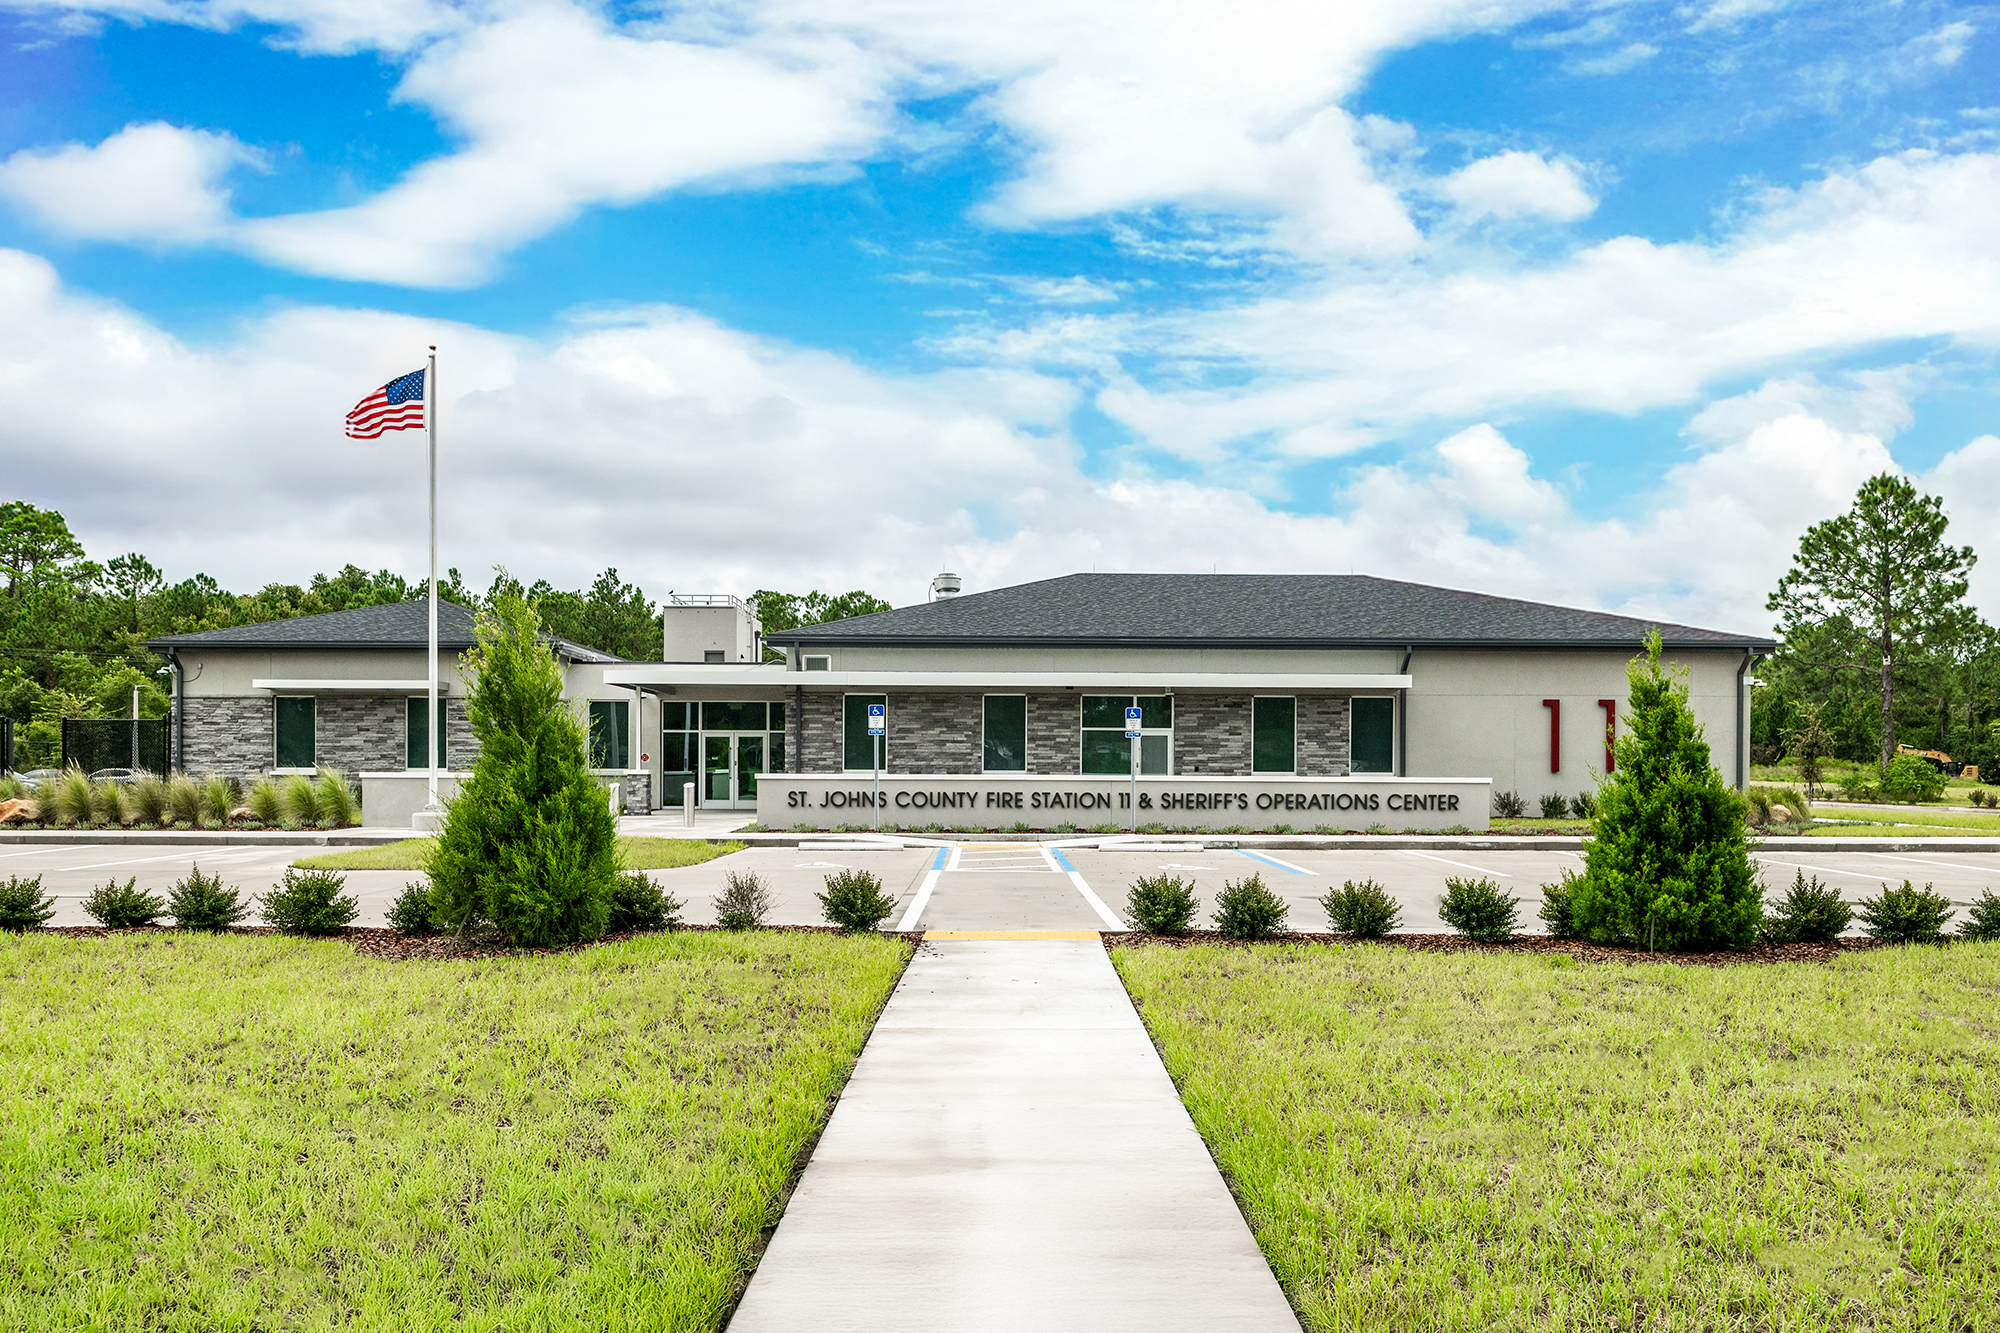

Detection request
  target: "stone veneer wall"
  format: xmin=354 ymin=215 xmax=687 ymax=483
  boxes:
xmin=180 ymin=694 xmax=478 ymax=782
xmin=799 ymin=692 xmax=845 ymax=772
xmin=1173 ymin=694 xmax=1251 ymax=775
xmin=886 ymin=692 xmax=981 ymax=774
xmin=1027 ymin=693 xmax=1079 ymax=775
xmin=1296 ymin=696 xmax=1353 ymax=777
xmin=180 ymin=696 xmax=275 ymax=780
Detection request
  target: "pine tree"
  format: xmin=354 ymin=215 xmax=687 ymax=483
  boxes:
xmin=1570 ymin=629 xmax=1763 ymax=950
xmin=428 ymin=592 xmax=616 ymax=946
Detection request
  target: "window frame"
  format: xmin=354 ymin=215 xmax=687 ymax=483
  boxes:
xmin=1078 ymin=694 xmax=1172 ymax=776
xmin=659 ymin=700 xmax=696 ymax=806
xmin=802 ymin=654 xmax=831 ymax=672
xmin=273 ymin=695 xmax=316 ymax=773
xmin=982 ymin=693 xmax=1028 ymax=772
xmin=1350 ymin=694 xmax=1397 ymax=775
xmin=1251 ymin=695 xmax=1297 ymax=774
xmin=588 ymin=699 xmax=630 ymax=770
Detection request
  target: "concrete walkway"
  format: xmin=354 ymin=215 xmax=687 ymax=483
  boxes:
xmin=728 ymin=938 xmax=1301 ymax=1332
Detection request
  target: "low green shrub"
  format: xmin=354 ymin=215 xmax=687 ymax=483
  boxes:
xmin=1749 ymin=785 xmax=1813 ymax=823
xmin=607 ymin=870 xmax=682 ymax=933
xmin=387 ymin=882 xmax=438 ymax=935
xmin=1439 ymin=876 xmax=1518 ymax=943
xmin=714 ymin=871 xmax=772 ymax=930
xmin=81 ymin=876 xmax=166 ymax=928
xmin=1214 ymin=873 xmax=1289 ymax=939
xmin=1125 ymin=874 xmax=1200 ymax=935
xmin=1317 ymin=878 xmax=1400 ymax=937
xmin=257 ymin=867 xmax=359 ymax=936
xmin=0 ymin=874 xmax=56 ymax=931
xmin=167 ymin=865 xmax=249 ymax=932
xmin=1855 ymin=880 xmax=1955 ymax=944
xmin=1568 ymin=792 xmax=1598 ymax=820
xmin=1538 ymin=870 xmax=1580 ymax=940
xmin=1492 ymin=790 xmax=1526 ymax=819
xmin=1879 ymin=754 xmax=1946 ymax=804
xmin=1762 ymin=870 xmax=1850 ymax=944
xmin=1838 ymin=771 xmax=1878 ymax=802
xmin=818 ymin=869 xmax=897 ymax=933
xmin=1537 ymin=793 xmax=1567 ymax=819
xmin=1959 ymin=890 xmax=2000 ymax=942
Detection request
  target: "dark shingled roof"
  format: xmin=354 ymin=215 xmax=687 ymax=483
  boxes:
xmin=763 ymin=574 xmax=1774 ymax=651
xmin=146 ymin=599 xmax=623 ymax=662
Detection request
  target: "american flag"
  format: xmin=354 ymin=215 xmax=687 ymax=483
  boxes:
xmin=344 ymin=368 xmax=426 ymax=439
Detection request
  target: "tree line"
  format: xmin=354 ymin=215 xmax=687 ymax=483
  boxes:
xmin=1759 ymin=473 xmax=1997 ymax=779
xmin=0 ymin=500 xmax=890 ymax=769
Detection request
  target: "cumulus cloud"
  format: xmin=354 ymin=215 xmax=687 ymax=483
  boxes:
xmin=3 ymin=0 xmax=1587 ymax=283
xmin=0 ymin=122 xmax=262 ymax=244
xmin=1435 ymin=150 xmax=1596 ymax=223
xmin=4 ymin=0 xmax=469 ymax=53
xmin=975 ymin=148 xmax=2000 ymax=464
xmin=15 ymin=243 xmax=1997 ymax=637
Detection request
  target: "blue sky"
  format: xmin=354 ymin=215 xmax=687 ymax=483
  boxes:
xmin=0 ymin=0 xmax=1995 ymax=628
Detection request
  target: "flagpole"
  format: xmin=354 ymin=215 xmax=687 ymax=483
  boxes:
xmin=426 ymin=345 xmax=439 ymax=810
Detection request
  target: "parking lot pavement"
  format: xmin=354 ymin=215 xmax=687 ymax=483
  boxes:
xmin=650 ymin=845 xmax=935 ymax=927
xmin=8 ymin=842 xmax=319 ymax=927
xmin=1744 ymin=848 xmax=2000 ymax=907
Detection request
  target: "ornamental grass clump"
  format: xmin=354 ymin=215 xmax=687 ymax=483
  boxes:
xmin=427 ymin=592 xmax=617 ymax=947
xmin=314 ymin=767 xmax=358 ymax=826
xmin=1317 ymin=878 xmax=1400 ymax=938
xmin=47 ymin=767 xmax=93 ymax=826
xmin=280 ymin=774 xmax=323 ymax=825
xmin=88 ymin=776 xmax=123 ymax=826
xmin=1761 ymin=870 xmax=1851 ymax=944
xmin=1568 ymin=630 xmax=1763 ymax=951
xmin=819 ymin=869 xmax=898 ymax=932
xmin=1959 ymin=890 xmax=2000 ymax=942
xmin=121 ymin=772 xmax=169 ymax=826
xmin=1856 ymin=880 xmax=1956 ymax=945
xmin=1439 ymin=876 xmax=1519 ymax=943
xmin=246 ymin=778 xmax=284 ymax=827
xmin=166 ymin=865 xmax=249 ymax=932
xmin=714 ymin=871 xmax=772 ymax=930
xmin=81 ymin=876 xmax=166 ymax=928
xmin=607 ymin=870 xmax=682 ymax=934
xmin=257 ymin=867 xmax=359 ymax=936
xmin=1214 ymin=873 xmax=1289 ymax=939
xmin=0 ymin=874 xmax=56 ymax=931
xmin=198 ymin=774 xmax=237 ymax=826
xmin=1125 ymin=874 xmax=1200 ymax=935
xmin=164 ymin=773 xmax=202 ymax=827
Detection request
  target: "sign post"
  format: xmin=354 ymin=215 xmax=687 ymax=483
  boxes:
xmin=868 ymin=704 xmax=886 ymax=831
xmin=1125 ymin=706 xmax=1143 ymax=832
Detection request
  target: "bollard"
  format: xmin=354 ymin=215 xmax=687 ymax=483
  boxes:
xmin=683 ymin=782 xmax=696 ymax=827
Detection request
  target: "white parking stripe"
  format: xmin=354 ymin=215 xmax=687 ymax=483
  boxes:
xmin=1045 ymin=845 xmax=1124 ymax=929
xmin=1860 ymin=852 xmax=2000 ymax=875
xmin=894 ymin=846 xmax=954 ymax=932
xmin=1752 ymin=856 xmax=1896 ymax=882
xmin=0 ymin=845 xmax=105 ymax=860
xmin=1235 ymin=850 xmax=1313 ymax=876
xmin=59 ymin=848 xmax=285 ymax=874
xmin=1403 ymin=850 xmax=1512 ymax=878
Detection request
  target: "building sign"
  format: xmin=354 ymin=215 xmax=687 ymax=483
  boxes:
xmin=758 ymin=774 xmax=1491 ymax=832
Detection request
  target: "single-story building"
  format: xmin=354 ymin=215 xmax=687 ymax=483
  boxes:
xmin=151 ymin=574 xmax=1773 ymax=832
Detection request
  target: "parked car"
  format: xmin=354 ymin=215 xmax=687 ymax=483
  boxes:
xmin=16 ymin=768 xmax=61 ymax=790
xmin=86 ymin=768 xmax=140 ymax=785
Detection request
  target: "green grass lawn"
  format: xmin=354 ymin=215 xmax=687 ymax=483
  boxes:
xmin=1 ymin=930 xmax=908 ymax=1331
xmin=1491 ymin=817 xmax=1594 ymax=835
xmin=292 ymin=836 xmax=745 ymax=872
xmin=1114 ymin=943 xmax=2000 ymax=1331
xmin=1806 ymin=807 xmax=2000 ymax=836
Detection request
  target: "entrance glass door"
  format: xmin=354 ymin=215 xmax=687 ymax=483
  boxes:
xmin=702 ymin=733 xmax=766 ymax=808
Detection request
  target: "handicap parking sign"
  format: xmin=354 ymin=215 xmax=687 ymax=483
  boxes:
xmin=867 ymin=703 xmax=886 ymax=734
xmin=1125 ymin=705 xmax=1142 ymax=739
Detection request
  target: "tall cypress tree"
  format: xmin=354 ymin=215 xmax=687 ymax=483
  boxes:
xmin=428 ymin=592 xmax=616 ymax=946
xmin=1570 ymin=629 xmax=1763 ymax=950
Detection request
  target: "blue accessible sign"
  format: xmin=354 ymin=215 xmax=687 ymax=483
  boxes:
xmin=1125 ymin=705 xmax=1142 ymax=739
xmin=867 ymin=704 xmax=886 ymax=735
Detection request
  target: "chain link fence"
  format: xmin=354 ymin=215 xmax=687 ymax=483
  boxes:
xmin=61 ymin=718 xmax=170 ymax=774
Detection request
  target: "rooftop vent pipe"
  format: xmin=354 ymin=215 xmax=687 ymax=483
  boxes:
xmin=930 ymin=572 xmax=962 ymax=600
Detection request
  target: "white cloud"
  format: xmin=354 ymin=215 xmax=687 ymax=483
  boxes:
xmin=3 ymin=0 xmax=468 ymax=54
xmin=0 ymin=122 xmax=262 ymax=244
xmin=1565 ymin=42 xmax=1656 ymax=76
xmin=3 ymin=0 xmax=1589 ymax=283
xmin=13 ymin=243 xmax=1981 ymax=637
xmin=970 ymin=148 xmax=2000 ymax=465
xmin=1435 ymin=150 xmax=1597 ymax=223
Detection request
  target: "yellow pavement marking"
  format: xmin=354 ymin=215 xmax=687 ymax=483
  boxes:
xmin=923 ymin=930 xmax=1103 ymax=940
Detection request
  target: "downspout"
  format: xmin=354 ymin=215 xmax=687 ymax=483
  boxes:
xmin=1398 ymin=646 xmax=1412 ymax=778
xmin=1735 ymin=649 xmax=1761 ymax=790
xmin=167 ymin=648 xmax=184 ymax=773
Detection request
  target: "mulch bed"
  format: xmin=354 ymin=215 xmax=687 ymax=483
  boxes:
xmin=1102 ymin=929 xmax=1882 ymax=968
xmin=32 ymin=924 xmax=925 ymax=962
